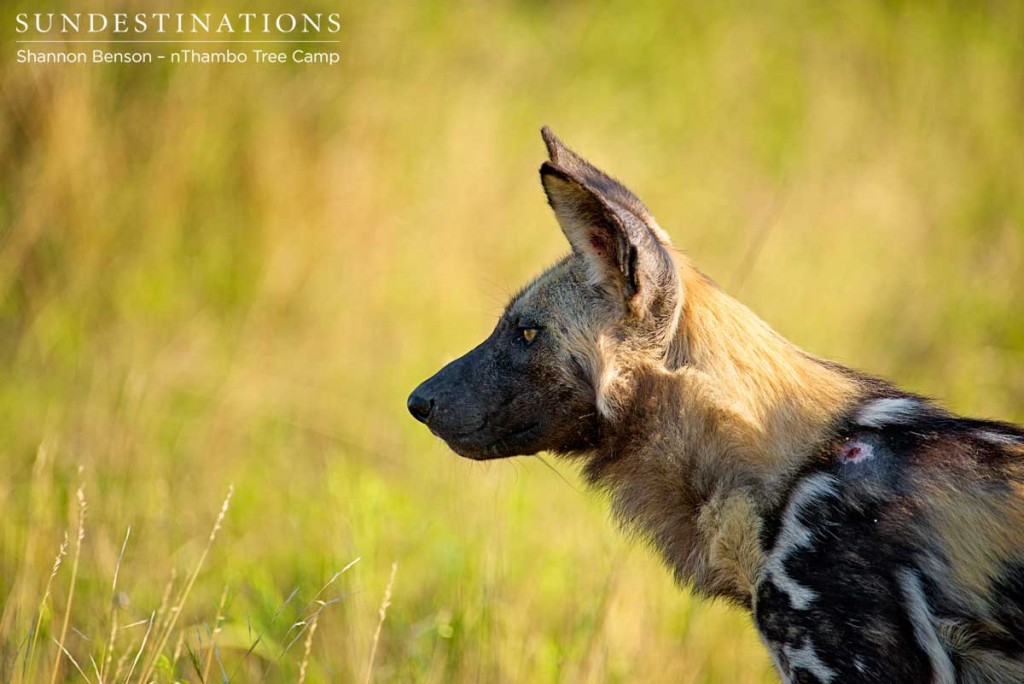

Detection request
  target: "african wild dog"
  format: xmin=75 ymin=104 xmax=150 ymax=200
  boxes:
xmin=407 ymin=128 xmax=1024 ymax=683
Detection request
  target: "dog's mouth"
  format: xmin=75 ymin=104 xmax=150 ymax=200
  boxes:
xmin=440 ymin=421 xmax=542 ymax=461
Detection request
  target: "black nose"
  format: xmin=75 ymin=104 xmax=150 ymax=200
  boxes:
xmin=407 ymin=392 xmax=434 ymax=423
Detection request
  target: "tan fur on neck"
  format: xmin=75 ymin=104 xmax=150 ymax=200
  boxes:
xmin=591 ymin=258 xmax=861 ymax=603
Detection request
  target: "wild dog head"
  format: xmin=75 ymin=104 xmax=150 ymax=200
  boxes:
xmin=408 ymin=128 xmax=683 ymax=460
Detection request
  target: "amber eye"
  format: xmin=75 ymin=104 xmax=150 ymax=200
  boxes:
xmin=521 ymin=328 xmax=538 ymax=343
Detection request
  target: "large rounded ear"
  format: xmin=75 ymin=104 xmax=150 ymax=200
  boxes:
xmin=539 ymin=128 xmax=679 ymax=326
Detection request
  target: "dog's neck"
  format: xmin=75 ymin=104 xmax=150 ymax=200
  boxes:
xmin=673 ymin=264 xmax=861 ymax=484
xmin=585 ymin=263 xmax=860 ymax=603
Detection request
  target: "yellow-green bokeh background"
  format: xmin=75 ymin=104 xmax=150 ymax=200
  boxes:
xmin=2 ymin=1 xmax=1023 ymax=682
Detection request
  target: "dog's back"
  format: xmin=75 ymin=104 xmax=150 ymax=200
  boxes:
xmin=757 ymin=395 xmax=1024 ymax=683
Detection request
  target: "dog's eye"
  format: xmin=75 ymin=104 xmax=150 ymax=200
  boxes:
xmin=520 ymin=328 xmax=539 ymax=344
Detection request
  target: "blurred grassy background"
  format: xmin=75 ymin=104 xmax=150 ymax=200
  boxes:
xmin=2 ymin=1 xmax=1023 ymax=681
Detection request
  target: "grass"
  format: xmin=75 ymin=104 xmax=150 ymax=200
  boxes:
xmin=1 ymin=0 xmax=1023 ymax=681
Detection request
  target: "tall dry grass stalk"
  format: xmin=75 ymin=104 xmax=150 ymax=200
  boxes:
xmin=50 ymin=637 xmax=89 ymax=681
xmin=170 ymin=630 xmax=186 ymax=675
xmin=137 ymin=484 xmax=234 ymax=683
xmin=363 ymin=562 xmax=397 ymax=684
xmin=152 ymin=568 xmax=178 ymax=648
xmin=297 ymin=613 xmax=318 ymax=684
xmin=21 ymin=531 xmax=69 ymax=684
xmin=200 ymin=584 xmax=230 ymax=683
xmin=49 ymin=486 xmax=86 ymax=684
xmin=98 ymin=526 xmax=130 ymax=684
xmin=122 ymin=613 xmax=154 ymax=683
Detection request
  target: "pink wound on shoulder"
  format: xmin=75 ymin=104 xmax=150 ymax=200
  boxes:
xmin=838 ymin=440 xmax=873 ymax=464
